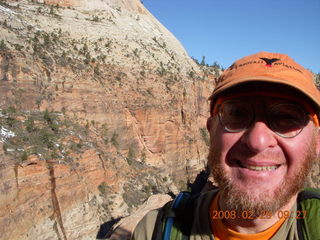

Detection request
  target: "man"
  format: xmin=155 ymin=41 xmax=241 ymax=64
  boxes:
xmin=131 ymin=52 xmax=320 ymax=240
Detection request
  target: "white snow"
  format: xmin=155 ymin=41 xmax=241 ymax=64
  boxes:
xmin=0 ymin=126 xmax=16 ymax=142
xmin=0 ymin=4 xmax=40 ymax=31
xmin=0 ymin=5 xmax=16 ymax=16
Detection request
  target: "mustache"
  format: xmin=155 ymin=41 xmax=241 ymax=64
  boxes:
xmin=228 ymin=142 xmax=284 ymax=159
xmin=227 ymin=149 xmax=285 ymax=166
xmin=209 ymin=143 xmax=285 ymax=169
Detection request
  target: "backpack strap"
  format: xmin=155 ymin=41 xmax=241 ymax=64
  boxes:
xmin=151 ymin=191 xmax=199 ymax=240
xmin=175 ymin=192 xmax=201 ymax=238
xmin=162 ymin=191 xmax=193 ymax=240
xmin=297 ymin=188 xmax=320 ymax=240
xmin=151 ymin=201 xmax=172 ymax=240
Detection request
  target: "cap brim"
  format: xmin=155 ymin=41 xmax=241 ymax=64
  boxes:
xmin=209 ymin=76 xmax=320 ymax=111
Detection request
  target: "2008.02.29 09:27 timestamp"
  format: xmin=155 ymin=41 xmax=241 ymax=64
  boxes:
xmin=211 ymin=210 xmax=307 ymax=220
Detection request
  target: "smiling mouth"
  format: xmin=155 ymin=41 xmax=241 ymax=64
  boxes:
xmin=237 ymin=161 xmax=280 ymax=171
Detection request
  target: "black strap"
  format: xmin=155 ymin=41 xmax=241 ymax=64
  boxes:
xmin=296 ymin=189 xmax=320 ymax=240
xmin=175 ymin=192 xmax=200 ymax=237
xmin=151 ymin=201 xmax=172 ymax=240
xmin=151 ymin=192 xmax=199 ymax=240
xmin=297 ymin=189 xmax=320 ymax=202
xmin=296 ymin=199 xmax=305 ymax=240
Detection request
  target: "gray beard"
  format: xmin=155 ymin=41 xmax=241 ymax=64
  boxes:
xmin=208 ymin=136 xmax=317 ymax=216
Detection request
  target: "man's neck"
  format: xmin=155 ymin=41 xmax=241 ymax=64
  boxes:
xmin=218 ymin=194 xmax=297 ymax=234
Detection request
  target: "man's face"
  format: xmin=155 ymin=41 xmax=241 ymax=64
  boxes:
xmin=207 ymin=95 xmax=319 ymax=214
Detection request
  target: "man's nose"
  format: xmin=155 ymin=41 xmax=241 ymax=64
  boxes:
xmin=240 ymin=121 xmax=277 ymax=153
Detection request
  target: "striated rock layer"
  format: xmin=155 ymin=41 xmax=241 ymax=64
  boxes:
xmin=0 ymin=0 xmax=219 ymax=239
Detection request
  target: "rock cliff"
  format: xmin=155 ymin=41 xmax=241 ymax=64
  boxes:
xmin=0 ymin=0 xmax=219 ymax=239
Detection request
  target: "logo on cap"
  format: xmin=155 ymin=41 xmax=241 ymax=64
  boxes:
xmin=260 ymin=58 xmax=280 ymax=67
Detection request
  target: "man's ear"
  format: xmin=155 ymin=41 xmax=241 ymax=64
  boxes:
xmin=316 ymin=127 xmax=320 ymax=156
xmin=207 ymin=117 xmax=214 ymax=132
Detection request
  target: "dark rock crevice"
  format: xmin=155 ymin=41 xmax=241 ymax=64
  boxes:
xmin=47 ymin=161 xmax=68 ymax=240
xmin=13 ymin=163 xmax=19 ymax=199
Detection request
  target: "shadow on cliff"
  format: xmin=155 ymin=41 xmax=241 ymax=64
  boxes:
xmin=96 ymin=217 xmax=125 ymax=239
xmin=103 ymin=227 xmax=131 ymax=240
xmin=187 ymin=165 xmax=211 ymax=194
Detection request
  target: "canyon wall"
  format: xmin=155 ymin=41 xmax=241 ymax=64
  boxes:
xmin=0 ymin=0 xmax=218 ymax=239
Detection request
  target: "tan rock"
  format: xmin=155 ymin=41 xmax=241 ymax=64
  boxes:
xmin=108 ymin=194 xmax=172 ymax=240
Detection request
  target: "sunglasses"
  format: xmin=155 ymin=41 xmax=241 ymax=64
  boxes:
xmin=218 ymin=100 xmax=310 ymax=138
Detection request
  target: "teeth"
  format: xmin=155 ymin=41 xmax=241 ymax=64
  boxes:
xmin=242 ymin=164 xmax=278 ymax=171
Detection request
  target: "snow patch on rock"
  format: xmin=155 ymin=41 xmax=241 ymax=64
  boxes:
xmin=0 ymin=126 xmax=16 ymax=142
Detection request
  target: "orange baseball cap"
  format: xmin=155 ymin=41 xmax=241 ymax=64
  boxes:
xmin=209 ymin=52 xmax=320 ymax=118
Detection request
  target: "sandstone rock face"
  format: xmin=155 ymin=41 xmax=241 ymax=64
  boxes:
xmin=0 ymin=0 xmax=218 ymax=239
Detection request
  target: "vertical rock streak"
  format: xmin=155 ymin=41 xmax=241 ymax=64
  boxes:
xmin=47 ymin=162 xmax=68 ymax=240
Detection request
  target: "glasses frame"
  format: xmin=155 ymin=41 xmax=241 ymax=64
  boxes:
xmin=217 ymin=100 xmax=310 ymax=138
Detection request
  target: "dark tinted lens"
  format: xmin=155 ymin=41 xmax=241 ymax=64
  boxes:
xmin=269 ymin=104 xmax=307 ymax=137
xmin=219 ymin=100 xmax=253 ymax=132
